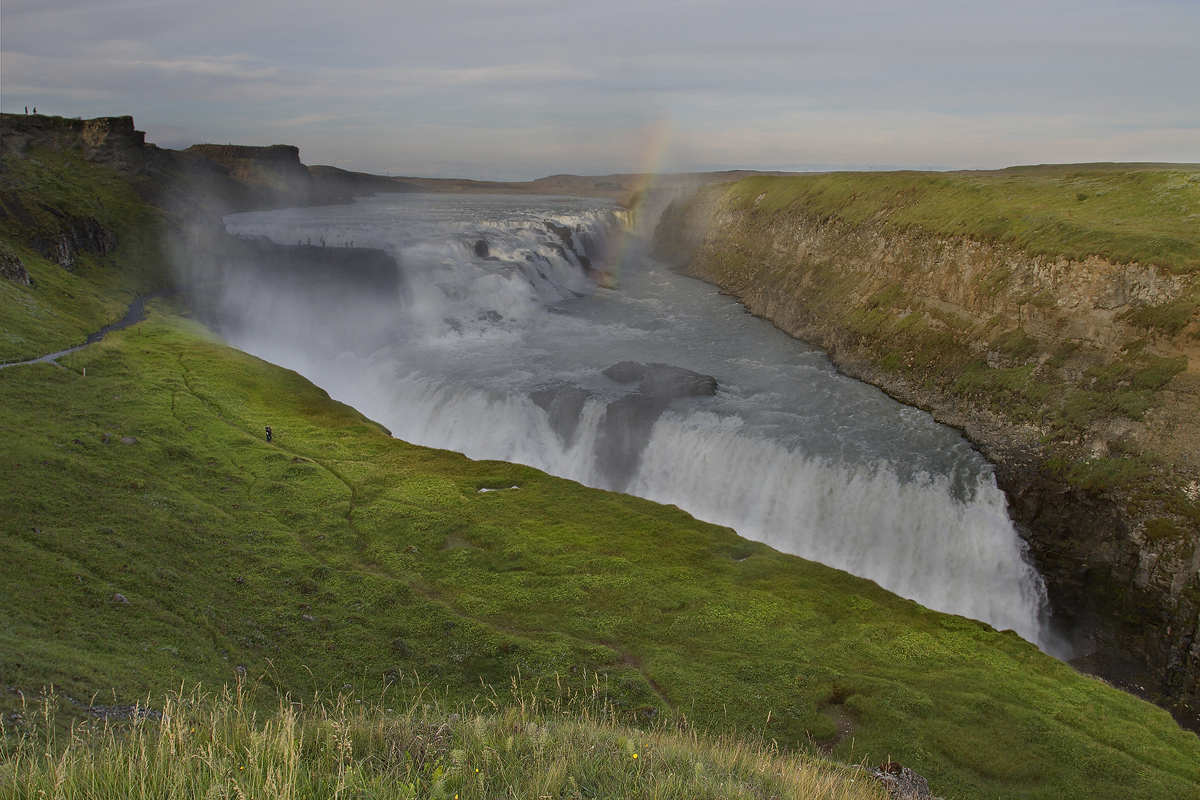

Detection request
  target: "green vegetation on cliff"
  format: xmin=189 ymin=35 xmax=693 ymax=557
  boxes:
xmin=728 ymin=166 xmax=1200 ymax=274
xmin=0 ymin=147 xmax=168 ymax=359
xmin=2 ymin=134 xmax=1199 ymax=799
xmin=685 ymin=167 xmax=1200 ymax=506
xmin=655 ymin=165 xmax=1200 ymax=731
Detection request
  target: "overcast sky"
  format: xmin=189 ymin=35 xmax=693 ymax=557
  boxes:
xmin=3 ymin=1 xmax=1198 ymax=179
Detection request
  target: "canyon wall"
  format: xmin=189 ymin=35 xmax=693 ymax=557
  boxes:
xmin=653 ymin=183 xmax=1200 ymax=727
xmin=1 ymin=115 xmax=152 ymax=173
xmin=0 ymin=114 xmax=376 ymax=218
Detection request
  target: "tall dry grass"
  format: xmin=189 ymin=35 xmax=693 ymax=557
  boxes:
xmin=1 ymin=677 xmax=884 ymax=799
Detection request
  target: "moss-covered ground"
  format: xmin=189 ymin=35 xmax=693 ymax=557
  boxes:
xmin=3 ymin=308 xmax=1199 ymax=798
xmin=2 ymin=147 xmax=1199 ymax=799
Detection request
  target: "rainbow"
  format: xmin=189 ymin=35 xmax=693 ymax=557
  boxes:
xmin=595 ymin=116 xmax=676 ymax=289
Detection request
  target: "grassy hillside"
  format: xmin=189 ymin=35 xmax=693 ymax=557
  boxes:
xmin=2 ymin=142 xmax=1199 ymax=798
xmin=3 ymin=308 xmax=1199 ymax=799
xmin=727 ymin=166 xmax=1200 ymax=274
xmin=0 ymin=147 xmax=169 ymax=359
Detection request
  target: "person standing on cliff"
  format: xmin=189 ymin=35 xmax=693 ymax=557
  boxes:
xmin=265 ymin=426 xmax=272 ymax=443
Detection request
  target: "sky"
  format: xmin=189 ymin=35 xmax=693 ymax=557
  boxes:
xmin=2 ymin=0 xmax=1198 ymax=180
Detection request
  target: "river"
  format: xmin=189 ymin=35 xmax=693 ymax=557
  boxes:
xmin=212 ymin=192 xmax=1051 ymax=649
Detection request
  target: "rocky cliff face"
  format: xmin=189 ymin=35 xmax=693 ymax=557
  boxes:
xmin=183 ymin=144 xmax=328 ymax=207
xmin=653 ymin=187 xmax=1200 ymax=728
xmin=1 ymin=114 xmax=355 ymax=218
xmin=1 ymin=114 xmax=153 ymax=174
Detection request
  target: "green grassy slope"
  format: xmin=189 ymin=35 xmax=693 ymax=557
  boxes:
xmin=727 ymin=166 xmax=1200 ymax=273
xmin=2 ymin=147 xmax=1198 ymax=799
xmin=1 ymin=310 xmax=1198 ymax=799
xmin=0 ymin=148 xmax=169 ymax=360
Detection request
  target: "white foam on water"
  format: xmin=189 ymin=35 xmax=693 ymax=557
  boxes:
xmin=632 ymin=412 xmax=1045 ymax=641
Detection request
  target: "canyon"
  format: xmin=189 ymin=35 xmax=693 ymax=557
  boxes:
xmin=652 ymin=175 xmax=1200 ymax=727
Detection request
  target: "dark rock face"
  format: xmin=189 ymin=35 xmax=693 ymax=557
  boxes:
xmin=0 ymin=113 xmax=303 ymax=222
xmin=997 ymin=458 xmax=1200 ymax=727
xmin=530 ymin=384 xmax=592 ymax=447
xmin=1 ymin=115 xmax=152 ymax=174
xmin=1 ymin=112 xmax=396 ymax=221
xmin=236 ymin=238 xmax=402 ymax=295
xmin=866 ymin=761 xmax=942 ymax=799
xmin=532 ymin=362 xmax=718 ymax=491
xmin=474 ymin=239 xmax=490 ymax=258
xmin=184 ymin=144 xmax=329 ymax=208
xmin=180 ymin=237 xmax=405 ymax=358
xmin=30 ymin=214 xmax=117 ymax=271
xmin=0 ymin=121 xmax=129 ymax=279
xmin=0 ymin=192 xmax=37 ymax=227
xmin=184 ymin=143 xmax=303 ymax=171
xmin=0 ymin=243 xmax=30 ymax=285
xmin=596 ymin=363 xmax=717 ymax=488
xmin=78 ymin=117 xmax=149 ymax=171
xmin=593 ymin=391 xmax=671 ymax=486
xmin=1 ymin=114 xmax=151 ymax=173
xmin=545 ymin=221 xmax=595 ymax=273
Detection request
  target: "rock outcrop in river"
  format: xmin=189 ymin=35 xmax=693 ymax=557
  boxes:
xmin=532 ymin=362 xmax=719 ymax=490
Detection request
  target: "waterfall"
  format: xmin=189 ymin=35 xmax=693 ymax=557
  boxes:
xmin=204 ymin=192 xmax=1052 ymax=651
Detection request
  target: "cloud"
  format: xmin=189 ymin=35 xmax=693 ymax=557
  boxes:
xmin=2 ymin=0 xmax=1197 ymax=178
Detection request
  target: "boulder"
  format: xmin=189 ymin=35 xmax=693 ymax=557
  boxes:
xmin=866 ymin=761 xmax=942 ymax=799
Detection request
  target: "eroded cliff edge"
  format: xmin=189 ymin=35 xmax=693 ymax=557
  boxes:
xmin=651 ymin=171 xmax=1200 ymax=727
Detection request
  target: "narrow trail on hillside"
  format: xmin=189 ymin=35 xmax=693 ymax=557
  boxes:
xmin=0 ymin=289 xmax=171 ymax=370
xmin=169 ymin=348 xmax=673 ymax=706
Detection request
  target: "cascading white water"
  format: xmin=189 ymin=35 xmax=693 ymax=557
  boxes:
xmin=211 ymin=193 xmax=1052 ymax=650
xmin=631 ymin=414 xmax=1045 ymax=635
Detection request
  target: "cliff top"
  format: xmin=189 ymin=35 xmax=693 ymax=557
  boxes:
xmin=1 ymin=113 xmax=151 ymax=173
xmin=723 ymin=168 xmax=1200 ymax=274
xmin=184 ymin=143 xmax=303 ymax=170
